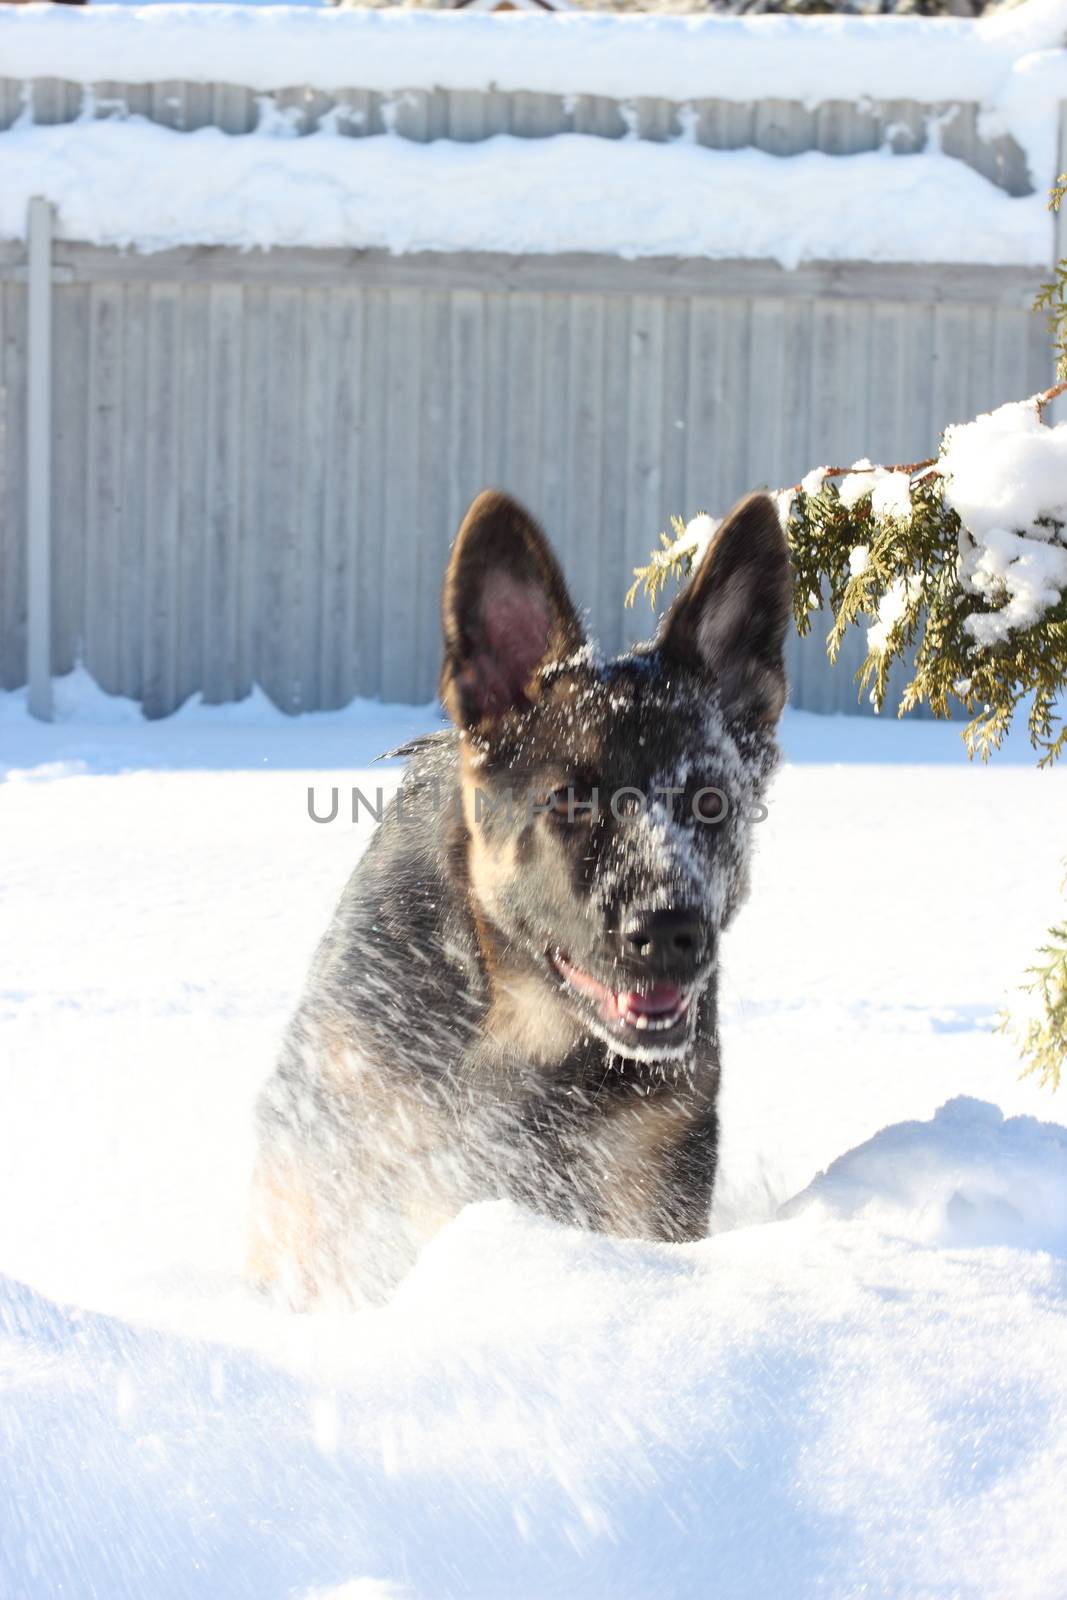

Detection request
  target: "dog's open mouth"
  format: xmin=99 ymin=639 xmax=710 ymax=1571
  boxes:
xmin=550 ymin=950 xmax=694 ymax=1046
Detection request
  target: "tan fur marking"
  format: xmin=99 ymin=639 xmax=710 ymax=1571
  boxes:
xmin=490 ymin=969 xmax=580 ymax=1063
xmin=459 ymin=742 xmax=580 ymax=1065
xmin=459 ymin=746 xmax=518 ymax=924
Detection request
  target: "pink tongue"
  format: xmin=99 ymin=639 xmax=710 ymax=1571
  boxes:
xmin=617 ymin=983 xmax=683 ymax=1017
xmin=554 ymin=955 xmax=686 ymax=1027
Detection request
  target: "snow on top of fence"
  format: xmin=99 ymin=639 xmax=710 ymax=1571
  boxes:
xmin=0 ymin=115 xmax=1052 ymax=264
xmin=0 ymin=0 xmax=1063 ymax=105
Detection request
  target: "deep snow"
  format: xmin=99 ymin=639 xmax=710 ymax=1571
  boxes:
xmin=2 ymin=671 xmax=1067 ymax=1598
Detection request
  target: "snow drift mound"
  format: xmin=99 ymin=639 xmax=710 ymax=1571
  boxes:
xmin=5 ymin=1122 xmax=1067 ymax=1597
xmin=783 ymin=1095 xmax=1067 ymax=1253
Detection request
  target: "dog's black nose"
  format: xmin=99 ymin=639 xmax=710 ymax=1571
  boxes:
xmin=621 ymin=908 xmax=703 ymax=972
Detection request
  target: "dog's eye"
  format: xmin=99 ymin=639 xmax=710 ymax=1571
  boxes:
xmin=690 ymin=784 xmax=729 ymax=824
xmin=544 ymin=782 xmax=597 ymax=823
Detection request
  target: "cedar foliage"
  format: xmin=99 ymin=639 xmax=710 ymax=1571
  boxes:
xmin=628 ymin=181 xmax=1067 ymax=1087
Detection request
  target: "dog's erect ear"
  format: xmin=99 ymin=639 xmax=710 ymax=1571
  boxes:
xmin=440 ymin=491 xmax=584 ymax=728
xmin=658 ymin=492 xmax=792 ymax=726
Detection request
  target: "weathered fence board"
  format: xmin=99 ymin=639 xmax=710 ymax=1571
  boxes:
xmin=52 ymin=282 xmax=88 ymax=679
xmin=381 ymin=287 xmax=422 ymax=704
xmin=261 ymin=285 xmax=303 ymax=713
xmin=415 ymin=288 xmax=452 ymax=703
xmin=177 ymin=284 xmax=208 ymax=709
xmin=122 ymin=283 xmax=149 ymax=705
xmin=624 ymin=295 xmax=667 ymax=605
xmin=566 ymin=294 xmax=606 ymax=633
xmin=298 ymin=286 xmax=331 ymax=713
xmin=143 ymin=282 xmax=179 ymax=718
xmin=239 ymin=284 xmax=269 ymax=703
xmin=358 ymin=287 xmax=388 ymax=703
xmin=26 ymin=197 xmax=52 ymax=720
xmin=84 ymin=283 xmax=120 ymax=697
xmin=598 ymin=294 xmax=631 ymax=639
xmin=0 ymin=244 xmax=1054 ymax=715
xmin=1 ymin=282 xmax=28 ymax=691
xmin=202 ymin=283 xmax=243 ymax=705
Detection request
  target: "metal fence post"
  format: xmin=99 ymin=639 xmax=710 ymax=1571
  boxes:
xmin=27 ymin=196 xmax=53 ymax=722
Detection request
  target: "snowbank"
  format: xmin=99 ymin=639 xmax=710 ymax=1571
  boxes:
xmin=0 ymin=116 xmax=1051 ymax=263
xmin=786 ymin=1096 xmax=1067 ymax=1251
xmin=0 ymin=666 xmax=438 ymax=775
xmin=4 ymin=1111 xmax=1067 ymax=1598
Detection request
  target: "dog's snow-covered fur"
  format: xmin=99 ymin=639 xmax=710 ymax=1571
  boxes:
xmin=249 ymin=490 xmax=792 ymax=1306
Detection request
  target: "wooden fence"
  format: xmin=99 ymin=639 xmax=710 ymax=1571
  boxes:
xmin=0 ymin=85 xmax=1062 ymax=717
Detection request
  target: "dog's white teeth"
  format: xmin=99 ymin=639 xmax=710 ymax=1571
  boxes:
xmin=630 ymin=1010 xmax=682 ymax=1032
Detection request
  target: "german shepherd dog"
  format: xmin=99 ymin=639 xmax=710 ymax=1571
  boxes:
xmin=249 ymin=489 xmax=791 ymax=1306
